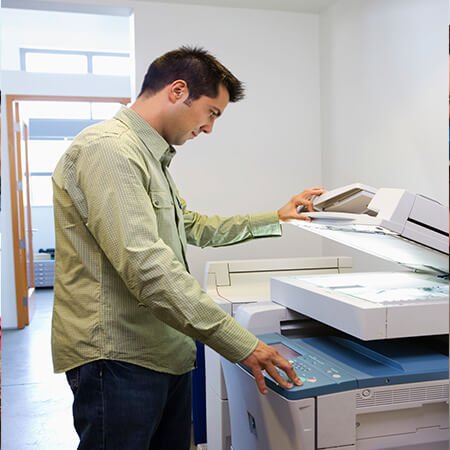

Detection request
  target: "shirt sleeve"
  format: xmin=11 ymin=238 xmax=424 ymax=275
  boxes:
xmin=66 ymin=136 xmax=260 ymax=363
xmin=182 ymin=198 xmax=282 ymax=248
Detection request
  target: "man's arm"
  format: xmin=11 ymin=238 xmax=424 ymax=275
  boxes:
xmin=183 ymin=204 xmax=282 ymax=248
xmin=181 ymin=188 xmax=324 ymax=394
xmin=182 ymin=187 xmax=324 ymax=248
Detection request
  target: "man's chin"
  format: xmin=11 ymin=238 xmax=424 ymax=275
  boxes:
xmin=180 ymin=135 xmax=194 ymax=145
xmin=170 ymin=137 xmax=188 ymax=146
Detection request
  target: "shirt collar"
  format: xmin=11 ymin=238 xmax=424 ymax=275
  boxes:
xmin=113 ymin=106 xmax=176 ymax=165
xmin=160 ymin=147 xmax=177 ymax=168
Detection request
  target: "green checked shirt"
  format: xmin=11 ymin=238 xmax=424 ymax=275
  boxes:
xmin=51 ymin=107 xmax=282 ymax=375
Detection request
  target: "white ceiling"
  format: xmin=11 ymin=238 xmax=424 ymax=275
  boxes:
xmin=131 ymin=0 xmax=338 ymax=13
xmin=4 ymin=0 xmax=338 ymax=15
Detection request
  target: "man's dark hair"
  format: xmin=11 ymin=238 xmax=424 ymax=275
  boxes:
xmin=138 ymin=46 xmax=245 ymax=102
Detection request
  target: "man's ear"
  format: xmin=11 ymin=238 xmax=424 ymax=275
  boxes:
xmin=169 ymin=79 xmax=188 ymax=103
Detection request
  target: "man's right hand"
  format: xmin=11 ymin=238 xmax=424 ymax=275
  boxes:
xmin=240 ymin=340 xmax=303 ymax=395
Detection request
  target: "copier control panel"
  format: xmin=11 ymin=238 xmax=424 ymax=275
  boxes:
xmin=263 ymin=340 xmax=358 ymax=399
xmin=246 ymin=333 xmax=449 ymax=400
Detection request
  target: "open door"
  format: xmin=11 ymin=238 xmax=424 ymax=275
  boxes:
xmin=6 ymin=97 xmax=35 ymax=328
xmin=23 ymin=123 xmax=36 ymax=319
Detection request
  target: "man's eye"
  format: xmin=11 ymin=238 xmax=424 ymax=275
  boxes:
xmin=209 ymin=110 xmax=218 ymax=118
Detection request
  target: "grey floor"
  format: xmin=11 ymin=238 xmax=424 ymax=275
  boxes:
xmin=2 ymin=288 xmax=199 ymax=450
xmin=2 ymin=288 xmax=78 ymax=450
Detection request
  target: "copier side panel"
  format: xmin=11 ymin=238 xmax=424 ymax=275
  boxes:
xmin=206 ymin=382 xmax=231 ymax=450
xmin=317 ymin=379 xmax=449 ymax=450
xmin=222 ymin=358 xmax=315 ymax=450
xmin=386 ymin=302 xmax=449 ymax=338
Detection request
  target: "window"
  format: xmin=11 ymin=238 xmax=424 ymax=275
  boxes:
xmin=92 ymin=54 xmax=131 ymax=76
xmin=20 ymin=48 xmax=130 ymax=76
xmin=25 ymin=52 xmax=88 ymax=74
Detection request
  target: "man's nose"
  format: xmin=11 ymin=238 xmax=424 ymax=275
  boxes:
xmin=200 ymin=123 xmax=213 ymax=134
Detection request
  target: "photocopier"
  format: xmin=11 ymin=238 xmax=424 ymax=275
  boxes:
xmin=221 ymin=184 xmax=449 ymax=450
xmin=204 ymin=256 xmax=353 ymax=450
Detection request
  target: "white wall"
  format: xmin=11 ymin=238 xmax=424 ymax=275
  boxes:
xmin=133 ymin=2 xmax=324 ymax=282
xmin=31 ymin=207 xmax=56 ymax=251
xmin=2 ymin=8 xmax=130 ymax=70
xmin=319 ymin=0 xmax=448 ymax=271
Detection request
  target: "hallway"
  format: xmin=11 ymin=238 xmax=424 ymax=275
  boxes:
xmin=2 ymin=289 xmax=78 ymax=449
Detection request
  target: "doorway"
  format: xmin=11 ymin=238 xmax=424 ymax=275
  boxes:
xmin=6 ymin=95 xmax=130 ymax=328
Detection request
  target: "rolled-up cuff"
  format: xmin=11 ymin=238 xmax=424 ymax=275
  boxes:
xmin=204 ymin=315 xmax=259 ymax=363
xmin=248 ymin=211 xmax=282 ymax=238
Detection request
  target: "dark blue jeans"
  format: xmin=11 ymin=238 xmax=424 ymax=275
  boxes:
xmin=66 ymin=360 xmax=192 ymax=450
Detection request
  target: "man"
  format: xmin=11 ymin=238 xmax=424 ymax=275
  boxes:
xmin=52 ymin=46 xmax=323 ymax=450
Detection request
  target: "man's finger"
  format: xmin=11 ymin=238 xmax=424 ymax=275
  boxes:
xmin=283 ymin=365 xmax=303 ymax=386
xmin=305 ymin=200 xmax=315 ymax=212
xmin=252 ymin=367 xmax=269 ymax=395
xmin=264 ymin=364 xmax=293 ymax=390
xmin=296 ymin=214 xmax=312 ymax=222
xmin=272 ymin=355 xmax=303 ymax=386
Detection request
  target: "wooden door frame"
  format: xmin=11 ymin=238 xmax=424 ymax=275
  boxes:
xmin=23 ymin=123 xmax=35 ymax=292
xmin=6 ymin=94 xmax=130 ymax=328
xmin=6 ymin=96 xmax=28 ymax=328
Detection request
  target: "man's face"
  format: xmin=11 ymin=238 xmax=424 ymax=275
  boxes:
xmin=168 ymin=83 xmax=230 ymax=146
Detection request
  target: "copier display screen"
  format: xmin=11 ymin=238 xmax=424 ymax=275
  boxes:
xmin=271 ymin=343 xmax=302 ymax=359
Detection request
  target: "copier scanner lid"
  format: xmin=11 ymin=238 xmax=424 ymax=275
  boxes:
xmin=290 ymin=184 xmax=449 ymax=275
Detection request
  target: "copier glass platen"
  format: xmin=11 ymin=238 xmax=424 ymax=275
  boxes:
xmin=223 ymin=184 xmax=449 ymax=450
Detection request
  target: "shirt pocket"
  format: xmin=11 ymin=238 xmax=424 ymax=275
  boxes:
xmin=150 ymin=191 xmax=174 ymax=209
xmin=150 ymin=191 xmax=176 ymax=240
